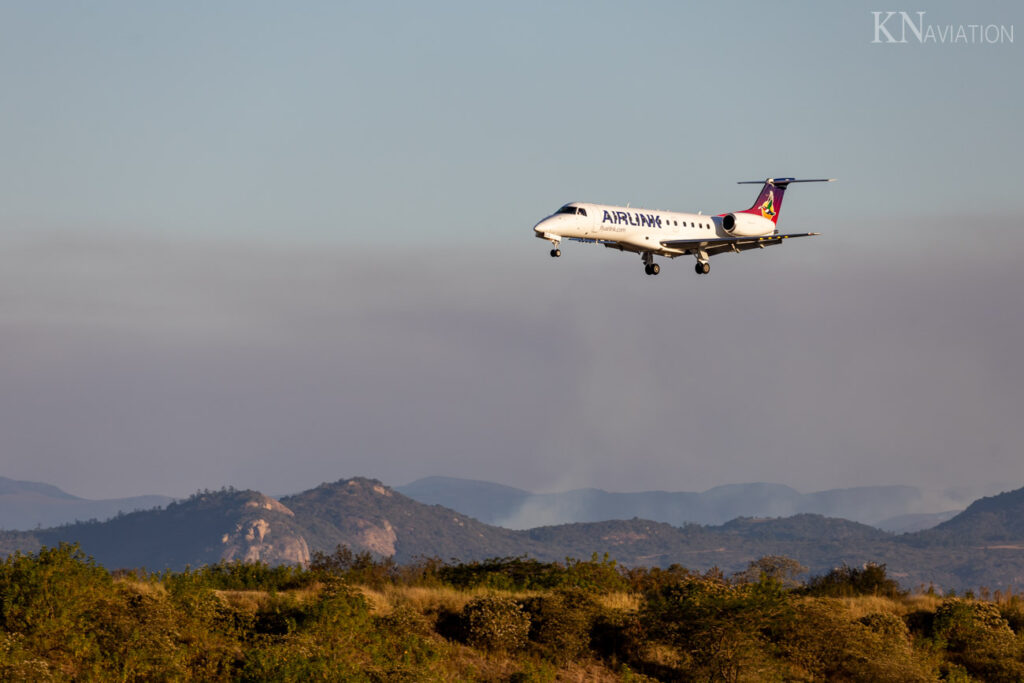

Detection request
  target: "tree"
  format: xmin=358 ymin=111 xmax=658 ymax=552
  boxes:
xmin=735 ymin=556 xmax=807 ymax=589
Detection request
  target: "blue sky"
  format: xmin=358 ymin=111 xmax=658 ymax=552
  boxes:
xmin=1 ymin=1 xmax=1020 ymax=243
xmin=0 ymin=2 xmax=1021 ymax=502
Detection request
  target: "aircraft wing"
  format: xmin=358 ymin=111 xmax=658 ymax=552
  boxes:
xmin=660 ymin=233 xmax=819 ymax=256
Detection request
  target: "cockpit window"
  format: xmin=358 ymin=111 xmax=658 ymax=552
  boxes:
xmin=578 ymin=208 xmax=587 ymax=216
xmin=556 ymin=205 xmax=578 ymax=215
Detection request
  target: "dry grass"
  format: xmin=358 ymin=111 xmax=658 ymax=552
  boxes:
xmin=207 ymin=586 xmax=322 ymax=612
xmin=832 ymin=595 xmax=904 ymax=619
xmin=807 ymin=592 xmax=951 ymax=620
xmin=358 ymin=584 xmax=544 ymax=616
xmin=113 ymin=578 xmax=167 ymax=597
xmin=595 ymin=591 xmax=641 ymax=613
xmin=901 ymin=592 xmax=944 ymax=614
xmin=214 ymin=589 xmax=270 ymax=612
xmin=365 ymin=585 xmax=646 ymax=618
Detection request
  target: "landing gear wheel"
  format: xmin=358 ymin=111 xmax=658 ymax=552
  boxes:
xmin=695 ymin=262 xmax=710 ymax=275
xmin=644 ymin=264 xmax=653 ymax=275
xmin=650 ymin=263 xmax=660 ymax=275
xmin=550 ymin=248 xmax=561 ymax=258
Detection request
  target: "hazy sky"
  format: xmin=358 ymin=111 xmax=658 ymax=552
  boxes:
xmin=0 ymin=2 xmax=1021 ymax=499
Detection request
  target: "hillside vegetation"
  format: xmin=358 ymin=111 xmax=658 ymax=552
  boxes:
xmin=3 ymin=544 xmax=1024 ymax=681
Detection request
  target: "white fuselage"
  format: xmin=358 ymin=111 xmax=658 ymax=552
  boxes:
xmin=533 ymin=203 xmax=750 ymax=256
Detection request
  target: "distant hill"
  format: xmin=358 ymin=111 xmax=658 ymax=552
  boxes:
xmin=395 ymin=476 xmax=532 ymax=525
xmin=0 ymin=476 xmax=173 ymax=531
xmin=875 ymin=510 xmax=961 ymax=534
xmin=1 ymin=488 xmax=310 ymax=568
xmin=281 ymin=478 xmax=546 ymax=562
xmin=397 ymin=476 xmax=947 ymax=529
xmin=914 ymin=488 xmax=1024 ymax=545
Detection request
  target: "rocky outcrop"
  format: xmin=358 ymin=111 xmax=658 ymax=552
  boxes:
xmin=351 ymin=518 xmax=397 ymax=557
xmin=221 ymin=517 xmax=310 ymax=565
xmin=220 ymin=494 xmax=310 ymax=565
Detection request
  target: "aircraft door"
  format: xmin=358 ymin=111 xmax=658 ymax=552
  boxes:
xmin=578 ymin=206 xmax=594 ymax=236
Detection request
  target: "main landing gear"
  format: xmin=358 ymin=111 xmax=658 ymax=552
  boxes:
xmin=640 ymin=252 xmax=660 ymax=275
xmin=550 ymin=248 xmax=561 ymax=258
xmin=694 ymin=261 xmax=710 ymax=275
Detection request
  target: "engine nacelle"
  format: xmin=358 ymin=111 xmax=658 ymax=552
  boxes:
xmin=721 ymin=212 xmax=775 ymax=237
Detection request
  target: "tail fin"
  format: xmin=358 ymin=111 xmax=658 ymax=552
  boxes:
xmin=736 ymin=177 xmax=835 ymax=224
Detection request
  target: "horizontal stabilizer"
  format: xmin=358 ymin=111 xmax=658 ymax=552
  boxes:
xmin=737 ymin=178 xmax=836 ymax=185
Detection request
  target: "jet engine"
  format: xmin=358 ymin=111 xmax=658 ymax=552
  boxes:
xmin=721 ymin=212 xmax=775 ymax=237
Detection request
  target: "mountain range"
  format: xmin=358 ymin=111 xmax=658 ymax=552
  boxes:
xmin=396 ymin=476 xmax=968 ymax=532
xmin=0 ymin=476 xmax=172 ymax=531
xmin=0 ymin=474 xmax=975 ymax=534
xmin=2 ymin=476 xmax=1024 ymax=591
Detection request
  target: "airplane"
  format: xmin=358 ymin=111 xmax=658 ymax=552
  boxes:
xmin=532 ymin=177 xmax=834 ymax=275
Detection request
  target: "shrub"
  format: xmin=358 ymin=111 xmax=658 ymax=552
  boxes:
xmin=859 ymin=611 xmax=911 ymax=642
xmin=520 ymin=588 xmax=598 ymax=662
xmin=803 ymin=563 xmax=905 ymax=598
xmin=308 ymin=545 xmax=397 ymax=589
xmin=460 ymin=596 xmax=530 ymax=652
xmin=0 ymin=543 xmax=115 ymax=675
xmin=621 ymin=563 xmax=693 ymax=593
xmin=377 ymin=603 xmax=432 ymax=637
xmin=777 ymin=601 xmax=933 ymax=682
xmin=562 ymin=553 xmax=628 ymax=591
xmin=438 ymin=556 xmax=565 ymax=590
xmin=735 ymin=556 xmax=807 ymax=589
xmin=931 ymin=598 xmax=1024 ymax=680
xmin=641 ymin=575 xmax=791 ymax=680
xmin=998 ymin=598 xmax=1024 ymax=634
xmin=933 ymin=599 xmax=1016 ymax=648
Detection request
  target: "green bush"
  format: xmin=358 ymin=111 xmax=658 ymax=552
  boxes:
xmin=641 ymin=574 xmax=792 ymax=680
xmin=802 ymin=562 xmax=905 ymax=598
xmin=308 ymin=545 xmax=397 ymax=589
xmin=776 ymin=601 xmax=933 ymax=682
xmin=377 ymin=603 xmax=432 ymax=637
xmin=0 ymin=543 xmax=115 ymax=676
xmin=859 ymin=611 xmax=911 ymax=642
xmin=932 ymin=598 xmax=1024 ymax=680
xmin=169 ymin=560 xmax=313 ymax=591
xmin=439 ymin=556 xmax=567 ymax=590
xmin=998 ymin=597 xmax=1024 ymax=634
xmin=460 ymin=596 xmax=530 ymax=652
xmin=520 ymin=588 xmax=598 ymax=662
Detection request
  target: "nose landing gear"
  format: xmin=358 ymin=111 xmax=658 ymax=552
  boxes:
xmin=641 ymin=252 xmax=660 ymax=275
xmin=550 ymin=248 xmax=561 ymax=258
